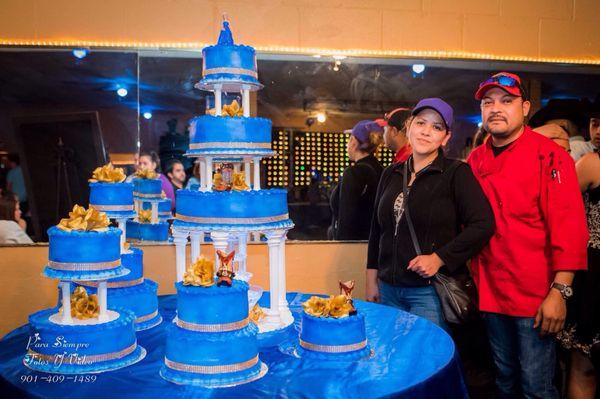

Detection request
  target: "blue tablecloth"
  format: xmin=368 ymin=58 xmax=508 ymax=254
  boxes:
xmin=0 ymin=293 xmax=468 ymax=398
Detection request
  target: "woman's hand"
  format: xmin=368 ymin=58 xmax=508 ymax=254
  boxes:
xmin=17 ymin=217 xmax=27 ymax=231
xmin=407 ymin=253 xmax=444 ymax=278
xmin=365 ymin=269 xmax=379 ymax=302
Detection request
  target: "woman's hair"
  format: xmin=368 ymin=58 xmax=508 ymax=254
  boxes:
xmin=473 ymin=127 xmax=489 ymax=148
xmin=192 ymin=161 xmax=201 ymax=179
xmin=358 ymin=132 xmax=384 ymax=154
xmin=0 ymin=192 xmax=17 ymax=221
xmin=139 ymin=151 xmax=161 ymax=172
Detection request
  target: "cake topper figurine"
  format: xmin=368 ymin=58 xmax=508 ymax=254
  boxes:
xmin=218 ymin=16 xmax=234 ymax=46
xmin=339 ymin=280 xmax=357 ymax=315
xmin=183 ymin=255 xmax=215 ymax=287
xmin=216 ymin=250 xmax=236 ymax=286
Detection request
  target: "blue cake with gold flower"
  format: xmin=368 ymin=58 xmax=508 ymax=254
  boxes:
xmin=160 ymin=279 xmax=267 ymax=387
xmin=133 ymin=177 xmax=162 ymax=200
xmin=141 ymin=199 xmax=172 ymax=220
xmin=126 ymin=219 xmax=170 ymax=242
xmin=89 ymin=182 xmax=136 ymax=219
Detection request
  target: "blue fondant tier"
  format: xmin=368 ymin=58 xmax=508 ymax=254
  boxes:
xmin=160 ymin=322 xmax=266 ymax=387
xmin=299 ymin=312 xmax=368 ymax=356
xmin=197 ymin=43 xmax=262 ymax=90
xmin=174 ymin=189 xmax=292 ymax=231
xmin=44 ymin=226 xmax=128 ymax=281
xmin=175 ymin=280 xmax=248 ymax=326
xmin=133 ymin=178 xmax=162 ymax=199
xmin=142 ymin=199 xmax=172 ymax=220
xmin=110 ymin=247 xmax=143 ymax=282
xmin=126 ymin=220 xmax=170 ymax=242
xmin=89 ymin=182 xmax=135 ymax=219
xmin=186 ymin=116 xmax=272 ymax=156
xmin=25 ymin=308 xmax=145 ymax=374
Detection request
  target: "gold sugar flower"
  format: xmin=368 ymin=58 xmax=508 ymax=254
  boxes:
xmin=302 ymin=296 xmax=331 ymax=317
xmin=57 ymin=205 xmax=110 ymax=232
xmin=69 ymin=286 xmax=99 ymax=320
xmin=137 ymin=209 xmax=152 ymax=223
xmin=89 ymin=163 xmax=126 ymax=183
xmin=249 ymin=304 xmax=265 ymax=324
xmin=231 ymin=172 xmax=250 ymax=191
xmin=183 ymin=256 xmax=215 ymax=287
xmin=135 ymin=168 xmax=158 ymax=179
xmin=328 ymin=295 xmax=354 ymax=318
xmin=206 ymin=99 xmax=244 ymax=117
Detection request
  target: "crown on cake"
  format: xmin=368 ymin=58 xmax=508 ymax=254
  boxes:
xmin=134 ymin=168 xmax=158 ymax=179
xmin=88 ymin=163 xmax=126 ymax=183
xmin=183 ymin=255 xmax=215 ymax=287
xmin=57 ymin=205 xmax=110 ymax=232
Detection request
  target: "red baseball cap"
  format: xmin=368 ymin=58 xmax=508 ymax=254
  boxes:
xmin=376 ymin=107 xmax=412 ymax=129
xmin=475 ymin=72 xmax=524 ymax=100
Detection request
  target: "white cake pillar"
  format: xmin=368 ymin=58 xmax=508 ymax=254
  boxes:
xmin=60 ymin=281 xmax=73 ymax=324
xmin=244 ymin=158 xmax=251 ymax=187
xmin=151 ymin=202 xmax=159 ymax=224
xmin=214 ymin=85 xmax=222 ymax=116
xmin=199 ymin=160 xmax=206 ymax=191
xmin=233 ymin=163 xmax=240 ymax=173
xmin=265 ymin=230 xmax=283 ymax=318
xmin=203 ymin=156 xmax=213 ymax=192
xmin=190 ymin=231 xmax=202 ymax=264
xmin=211 ymin=231 xmax=230 ymax=274
xmin=278 ymin=231 xmax=289 ymax=314
xmin=242 ymin=86 xmax=250 ymax=117
xmin=253 ymin=156 xmax=261 ymax=191
xmin=98 ymin=281 xmax=108 ymax=322
xmin=173 ymin=230 xmax=188 ymax=282
xmin=117 ymin=218 xmax=127 ymax=254
xmin=236 ymin=232 xmax=251 ymax=281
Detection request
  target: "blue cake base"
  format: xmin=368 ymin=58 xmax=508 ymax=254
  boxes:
xmin=159 ymin=359 xmax=267 ymax=388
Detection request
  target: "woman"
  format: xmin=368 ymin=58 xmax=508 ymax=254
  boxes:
xmin=0 ymin=192 xmax=33 ymax=244
xmin=365 ymin=98 xmax=495 ymax=329
xmin=329 ymin=120 xmax=383 ymax=240
xmin=557 ymin=109 xmax=600 ymax=399
xmin=137 ymin=151 xmax=175 ymax=210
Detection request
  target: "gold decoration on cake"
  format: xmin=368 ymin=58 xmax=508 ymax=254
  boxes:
xmin=231 ymin=172 xmax=250 ymax=191
xmin=137 ymin=209 xmax=152 ymax=223
xmin=88 ymin=163 xmax=126 ymax=183
xmin=57 ymin=205 xmax=110 ymax=232
xmin=70 ymin=286 xmax=99 ymax=320
xmin=216 ymin=250 xmax=236 ymax=287
xmin=339 ymin=280 xmax=355 ymax=300
xmin=249 ymin=304 xmax=265 ymax=324
xmin=207 ymin=100 xmax=244 ymax=117
xmin=134 ymin=168 xmax=158 ymax=179
xmin=122 ymin=241 xmax=130 ymax=251
xmin=212 ymin=172 xmax=228 ymax=191
xmin=302 ymin=295 xmax=354 ymax=318
xmin=183 ymin=256 xmax=215 ymax=287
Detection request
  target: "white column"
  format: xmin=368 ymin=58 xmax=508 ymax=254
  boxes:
xmin=278 ymin=231 xmax=288 ymax=311
xmin=265 ymin=230 xmax=283 ymax=318
xmin=117 ymin=218 xmax=127 ymax=254
xmin=214 ymin=86 xmax=222 ymax=116
xmin=233 ymin=163 xmax=240 ymax=173
xmin=203 ymin=156 xmax=213 ymax=192
xmin=242 ymin=86 xmax=250 ymax=117
xmin=190 ymin=231 xmax=202 ymax=264
xmin=237 ymin=232 xmax=248 ymax=275
xmin=199 ymin=160 xmax=206 ymax=191
xmin=253 ymin=156 xmax=261 ymax=191
xmin=98 ymin=281 xmax=108 ymax=322
xmin=244 ymin=158 xmax=251 ymax=187
xmin=173 ymin=230 xmax=188 ymax=282
xmin=151 ymin=202 xmax=159 ymax=224
xmin=134 ymin=199 xmax=140 ymax=213
xmin=211 ymin=231 xmax=230 ymax=272
xmin=60 ymin=281 xmax=73 ymax=324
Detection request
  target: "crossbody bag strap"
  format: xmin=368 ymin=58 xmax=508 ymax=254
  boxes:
xmin=403 ymin=161 xmax=422 ymax=256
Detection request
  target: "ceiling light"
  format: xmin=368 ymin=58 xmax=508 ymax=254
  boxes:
xmin=412 ymin=64 xmax=425 ymax=74
xmin=143 ymin=112 xmax=153 ymax=120
xmin=117 ymin=88 xmax=128 ymax=97
xmin=316 ymin=112 xmax=327 ymax=123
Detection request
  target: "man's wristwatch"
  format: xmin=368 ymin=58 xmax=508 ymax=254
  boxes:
xmin=550 ymin=282 xmax=573 ymax=300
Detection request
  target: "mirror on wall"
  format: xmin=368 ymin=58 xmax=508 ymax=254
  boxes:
xmin=0 ymin=49 xmax=139 ymax=242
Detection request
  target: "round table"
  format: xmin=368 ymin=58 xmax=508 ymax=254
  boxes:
xmin=0 ymin=293 xmax=468 ymax=398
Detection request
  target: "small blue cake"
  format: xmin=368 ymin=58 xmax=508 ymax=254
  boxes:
xmin=174 ymin=189 xmax=294 ymax=232
xmin=89 ymin=182 xmax=136 ymax=219
xmin=44 ymin=226 xmax=128 ymax=281
xmin=25 ymin=308 xmax=146 ymax=374
xmin=141 ymin=199 xmax=172 ymax=220
xmin=196 ymin=21 xmax=262 ymax=91
xmin=161 ymin=280 xmax=267 ymax=387
xmin=186 ymin=116 xmax=272 ymax=156
xmin=133 ymin=178 xmax=162 ymax=200
xmin=298 ymin=311 xmax=370 ymax=360
xmin=126 ymin=220 xmax=170 ymax=242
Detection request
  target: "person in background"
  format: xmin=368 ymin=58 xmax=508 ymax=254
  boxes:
xmin=376 ymin=107 xmax=412 ymax=163
xmin=165 ymin=159 xmax=186 ymax=192
xmin=557 ymin=100 xmax=600 ymax=399
xmin=467 ymin=72 xmax=588 ymax=399
xmin=329 ymin=120 xmax=384 ymax=240
xmin=186 ymin=161 xmax=201 ymax=189
xmin=0 ymin=192 xmax=33 ymax=244
xmin=137 ymin=152 xmax=175 ymax=210
xmin=534 ymin=123 xmax=571 ymax=153
xmin=6 ymin=153 xmax=27 ymax=216
xmin=366 ymin=98 xmax=495 ymax=330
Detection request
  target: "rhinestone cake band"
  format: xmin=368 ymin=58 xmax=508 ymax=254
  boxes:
xmin=89 ymin=204 xmax=134 ymax=211
xmin=176 ymin=213 xmax=289 ymax=225
xmin=189 ymin=142 xmax=271 ymax=150
xmin=299 ymin=339 xmax=368 ymax=353
xmin=136 ymin=310 xmax=159 ymax=323
xmin=175 ymin=317 xmax=249 ymax=332
xmin=26 ymin=342 xmax=137 ymax=365
xmin=202 ymin=67 xmax=258 ymax=79
xmin=133 ymin=192 xmax=163 ymax=199
xmin=164 ymin=355 xmax=259 ymax=374
xmin=47 ymin=259 xmax=121 ymax=271
xmin=80 ymin=277 xmax=145 ymax=289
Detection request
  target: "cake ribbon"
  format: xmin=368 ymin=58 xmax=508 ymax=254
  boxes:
xmin=299 ymin=339 xmax=368 ymax=354
xmin=88 ymin=163 xmax=126 ymax=183
xmin=134 ymin=169 xmax=158 ymax=179
xmin=56 ymin=205 xmax=110 ymax=232
xmin=164 ymin=355 xmax=259 ymax=374
xmin=175 ymin=317 xmax=249 ymax=332
xmin=182 ymin=256 xmax=215 ymax=287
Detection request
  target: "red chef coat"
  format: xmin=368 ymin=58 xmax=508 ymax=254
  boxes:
xmin=467 ymin=126 xmax=588 ymax=317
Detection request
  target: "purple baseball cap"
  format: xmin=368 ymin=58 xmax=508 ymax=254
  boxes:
xmin=411 ymin=98 xmax=454 ymax=131
xmin=351 ymin=120 xmax=384 ymax=144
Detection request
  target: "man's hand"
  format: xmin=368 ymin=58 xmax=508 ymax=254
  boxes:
xmin=407 ymin=253 xmax=444 ymax=278
xmin=365 ymin=269 xmax=379 ymax=303
xmin=533 ymin=288 xmax=566 ymax=336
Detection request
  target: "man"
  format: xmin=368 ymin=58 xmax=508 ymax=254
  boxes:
xmin=376 ymin=107 xmax=412 ymax=163
xmin=165 ymin=159 xmax=186 ymax=191
xmin=467 ymin=72 xmax=588 ymax=399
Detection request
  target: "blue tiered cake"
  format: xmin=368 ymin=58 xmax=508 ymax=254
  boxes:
xmin=142 ymin=198 xmax=172 ymax=221
xmin=129 ymin=170 xmax=170 ymax=242
xmin=88 ymin=163 xmax=136 ymax=220
xmin=160 ymin=256 xmax=267 ymax=386
xmin=171 ymin=20 xmax=294 ymax=344
xmin=25 ymin=206 xmax=146 ymax=374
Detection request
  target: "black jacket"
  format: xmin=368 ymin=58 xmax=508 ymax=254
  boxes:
xmin=330 ymin=154 xmax=383 ymax=240
xmin=367 ymin=152 xmax=495 ymax=286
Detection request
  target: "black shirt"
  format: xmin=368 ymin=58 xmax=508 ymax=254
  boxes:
xmin=367 ymin=152 xmax=496 ymax=286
